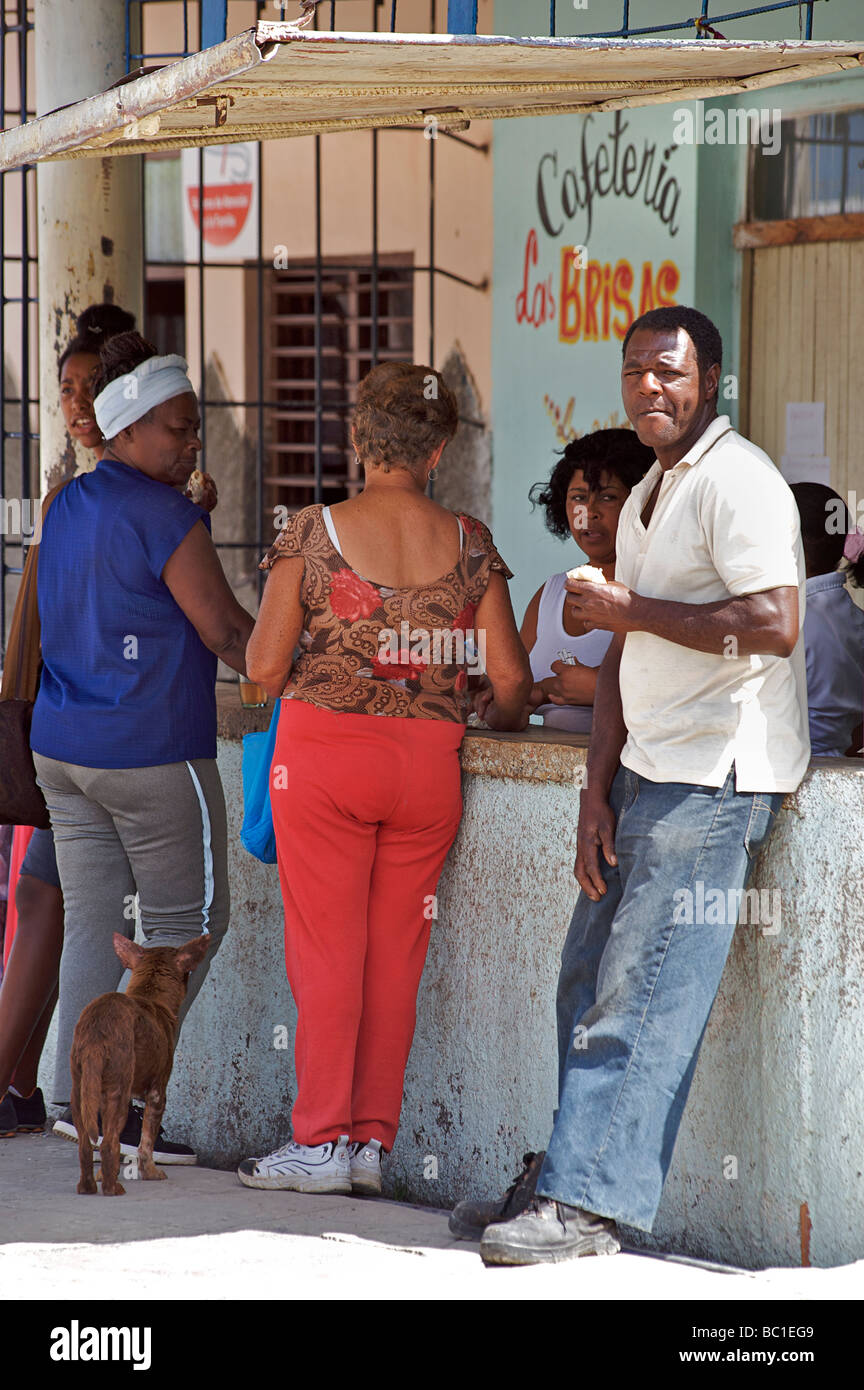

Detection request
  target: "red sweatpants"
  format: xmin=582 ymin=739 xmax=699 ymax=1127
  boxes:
xmin=270 ymin=700 xmax=464 ymax=1150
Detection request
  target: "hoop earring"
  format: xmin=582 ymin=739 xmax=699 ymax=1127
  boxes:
xmin=428 ymin=468 xmax=438 ymax=482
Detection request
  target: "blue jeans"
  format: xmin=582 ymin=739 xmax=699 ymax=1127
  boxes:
xmin=537 ymin=765 xmax=784 ymax=1232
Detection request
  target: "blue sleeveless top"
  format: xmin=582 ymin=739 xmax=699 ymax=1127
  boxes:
xmin=31 ymin=457 xmax=218 ymax=768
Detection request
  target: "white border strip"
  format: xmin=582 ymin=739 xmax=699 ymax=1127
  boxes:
xmin=185 ymin=761 xmax=214 ymax=935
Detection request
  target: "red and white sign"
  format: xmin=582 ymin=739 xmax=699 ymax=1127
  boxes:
xmin=181 ymin=143 xmax=259 ymax=262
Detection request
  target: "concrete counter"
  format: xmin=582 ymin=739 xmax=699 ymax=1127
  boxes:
xmin=41 ymin=686 xmax=864 ymax=1269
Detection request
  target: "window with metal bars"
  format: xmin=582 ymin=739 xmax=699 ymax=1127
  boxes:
xmin=750 ymin=109 xmax=864 ymax=221
xmin=265 ymin=258 xmax=413 ymax=516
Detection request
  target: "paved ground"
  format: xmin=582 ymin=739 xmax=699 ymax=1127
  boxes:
xmin=1 ymin=1131 xmax=861 ymax=1300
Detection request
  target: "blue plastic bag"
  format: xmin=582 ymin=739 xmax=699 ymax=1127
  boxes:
xmin=240 ymin=699 xmax=280 ymax=863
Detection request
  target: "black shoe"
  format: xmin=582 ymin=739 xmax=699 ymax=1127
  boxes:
xmin=449 ymin=1151 xmax=546 ymax=1240
xmin=7 ymin=1086 xmax=47 ymax=1132
xmin=479 ymin=1196 xmax=621 ymax=1266
xmin=54 ymin=1102 xmax=198 ymax=1165
xmin=118 ymin=1103 xmax=198 ymax=1166
xmin=0 ymin=1093 xmax=18 ymax=1137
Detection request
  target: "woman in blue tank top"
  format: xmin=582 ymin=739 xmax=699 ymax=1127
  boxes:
xmin=30 ymin=331 xmax=254 ymax=1164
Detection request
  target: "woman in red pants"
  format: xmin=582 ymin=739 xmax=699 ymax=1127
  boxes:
xmin=238 ymin=362 xmax=532 ymax=1196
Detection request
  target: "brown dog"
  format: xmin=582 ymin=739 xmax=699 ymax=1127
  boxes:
xmin=70 ymin=932 xmax=209 ymax=1196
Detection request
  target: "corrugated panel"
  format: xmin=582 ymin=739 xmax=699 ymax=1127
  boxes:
xmin=1 ymin=23 xmax=862 ymax=169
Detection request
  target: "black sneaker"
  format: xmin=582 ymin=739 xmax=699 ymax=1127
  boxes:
xmin=480 ymin=1196 xmax=621 ymax=1266
xmin=448 ymin=1150 xmax=546 ymax=1239
xmin=54 ymin=1102 xmax=198 ymax=1165
xmin=0 ymin=1093 xmax=18 ymax=1137
xmin=118 ymin=1103 xmax=198 ymax=1166
xmin=7 ymin=1086 xmax=47 ymax=1133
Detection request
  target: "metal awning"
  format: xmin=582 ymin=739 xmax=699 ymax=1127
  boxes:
xmin=1 ymin=22 xmax=862 ymax=169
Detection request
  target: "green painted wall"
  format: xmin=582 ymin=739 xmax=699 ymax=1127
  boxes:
xmin=491 ymin=0 xmax=864 ymax=616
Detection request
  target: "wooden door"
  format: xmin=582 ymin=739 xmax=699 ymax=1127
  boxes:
xmin=746 ymin=239 xmax=864 ymax=503
xmin=744 ymin=235 xmax=864 ymax=609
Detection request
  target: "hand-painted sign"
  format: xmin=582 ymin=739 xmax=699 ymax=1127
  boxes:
xmin=510 ymin=108 xmax=692 ymax=363
xmin=492 ymin=105 xmax=697 ymax=613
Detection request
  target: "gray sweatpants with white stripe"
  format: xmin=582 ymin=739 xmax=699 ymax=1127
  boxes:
xmin=33 ymin=753 xmax=229 ymax=1105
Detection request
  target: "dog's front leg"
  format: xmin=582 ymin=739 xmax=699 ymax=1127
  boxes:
xmin=138 ymin=1089 xmax=167 ymax=1181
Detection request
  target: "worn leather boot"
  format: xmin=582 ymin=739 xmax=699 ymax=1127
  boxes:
xmin=448 ymin=1150 xmax=546 ymax=1239
xmin=480 ymin=1195 xmax=621 ymax=1266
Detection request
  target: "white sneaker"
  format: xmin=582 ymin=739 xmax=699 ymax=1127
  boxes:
xmin=349 ymin=1138 xmax=383 ymax=1195
xmin=237 ymin=1134 xmax=352 ymax=1193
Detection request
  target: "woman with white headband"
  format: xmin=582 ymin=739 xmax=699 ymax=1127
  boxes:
xmin=29 ymin=331 xmax=255 ymax=1164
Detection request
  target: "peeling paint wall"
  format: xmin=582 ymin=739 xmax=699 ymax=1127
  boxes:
xmin=35 ymin=0 xmax=143 ymax=490
xmin=156 ymin=732 xmax=864 ymax=1269
xmin=35 ymin=726 xmax=864 ymax=1268
xmin=652 ymin=762 xmax=864 ymax=1270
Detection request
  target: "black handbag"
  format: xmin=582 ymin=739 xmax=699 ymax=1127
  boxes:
xmin=0 ymin=698 xmax=50 ymax=828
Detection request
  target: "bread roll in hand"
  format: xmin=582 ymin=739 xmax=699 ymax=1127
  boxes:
xmin=566 ymin=564 xmax=607 ymax=584
xmin=184 ymin=469 xmax=217 ymax=512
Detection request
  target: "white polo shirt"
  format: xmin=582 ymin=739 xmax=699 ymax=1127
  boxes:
xmin=615 ymin=414 xmax=809 ymax=793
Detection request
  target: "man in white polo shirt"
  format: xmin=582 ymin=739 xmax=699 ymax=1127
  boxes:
xmin=479 ymin=305 xmax=809 ymax=1266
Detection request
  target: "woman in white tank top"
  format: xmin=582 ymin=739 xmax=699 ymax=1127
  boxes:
xmin=519 ymin=429 xmax=654 ymax=733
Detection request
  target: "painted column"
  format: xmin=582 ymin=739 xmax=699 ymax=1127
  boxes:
xmin=35 ymin=0 xmax=143 ymax=489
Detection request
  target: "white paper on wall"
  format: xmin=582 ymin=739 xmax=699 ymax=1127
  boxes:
xmin=780 ymin=454 xmax=831 ymax=486
xmin=785 ymin=402 xmax=825 ymax=459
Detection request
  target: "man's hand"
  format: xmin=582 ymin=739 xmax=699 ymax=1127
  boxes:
xmin=541 ymin=659 xmax=597 ymax=706
xmin=564 ymin=578 xmax=640 ymax=635
xmin=473 ymin=683 xmax=494 ymax=721
xmin=574 ymin=794 xmax=618 ymax=901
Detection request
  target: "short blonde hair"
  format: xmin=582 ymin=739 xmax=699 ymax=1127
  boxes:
xmin=352 ymin=361 xmax=458 ymax=473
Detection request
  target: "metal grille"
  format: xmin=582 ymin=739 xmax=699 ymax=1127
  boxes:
xmin=266 ymin=259 xmax=414 ymax=512
xmin=551 ymin=1 xmax=826 ymax=39
xmin=129 ymin=0 xmax=491 ymax=603
xmin=129 ymin=0 xmax=835 ymax=573
xmin=0 ymin=0 xmax=838 ymax=657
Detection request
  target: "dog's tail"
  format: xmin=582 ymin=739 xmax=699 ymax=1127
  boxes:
xmin=75 ymin=1052 xmax=103 ymax=1148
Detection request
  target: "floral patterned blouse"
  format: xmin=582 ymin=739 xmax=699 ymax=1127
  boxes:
xmin=259 ymin=503 xmax=513 ymax=722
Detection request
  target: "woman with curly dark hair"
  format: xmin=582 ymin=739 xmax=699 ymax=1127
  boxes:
xmin=517 ymin=429 xmax=653 ymax=732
